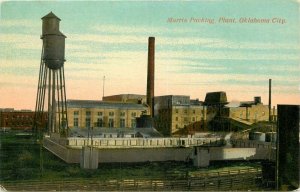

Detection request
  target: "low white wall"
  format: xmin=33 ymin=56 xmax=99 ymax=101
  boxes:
xmin=210 ymin=147 xmax=273 ymax=161
xmin=67 ymin=137 xmax=223 ymax=149
xmin=193 ymin=146 xmax=276 ymax=167
xmin=45 ymin=137 xmax=193 ymax=164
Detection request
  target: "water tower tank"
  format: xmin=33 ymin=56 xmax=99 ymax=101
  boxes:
xmin=42 ymin=33 xmax=66 ymax=69
xmin=41 ymin=12 xmax=66 ymax=70
xmin=42 ymin=12 xmax=60 ymax=35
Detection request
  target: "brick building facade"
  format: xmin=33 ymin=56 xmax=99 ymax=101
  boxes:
xmin=0 ymin=109 xmax=47 ymax=130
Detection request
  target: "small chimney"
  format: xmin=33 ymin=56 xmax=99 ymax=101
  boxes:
xmin=254 ymin=96 xmax=261 ymax=104
xmin=147 ymin=37 xmax=155 ymax=118
xmin=269 ymin=79 xmax=272 ymax=121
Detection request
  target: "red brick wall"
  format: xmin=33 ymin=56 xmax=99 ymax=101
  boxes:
xmin=0 ymin=111 xmax=47 ymax=130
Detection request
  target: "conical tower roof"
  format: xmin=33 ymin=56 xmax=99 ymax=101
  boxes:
xmin=41 ymin=11 xmax=61 ymax=21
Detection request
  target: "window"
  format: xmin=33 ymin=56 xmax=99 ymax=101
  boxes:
xmin=86 ymin=118 xmax=91 ymax=128
xmin=184 ymin=117 xmax=188 ymax=122
xmin=97 ymin=112 xmax=103 ymax=116
xmin=86 ymin=111 xmax=91 ymax=116
xmin=109 ymin=111 xmax=114 ymax=116
xmin=74 ymin=111 xmax=79 ymax=116
xmin=192 ymin=117 xmax=195 ymax=122
xmin=74 ymin=118 xmax=79 ymax=127
xmin=175 ymin=117 xmax=178 ymax=121
xmin=120 ymin=119 xmax=125 ymax=128
xmin=120 ymin=112 xmax=125 ymax=117
xmin=184 ymin=109 xmax=187 ymax=114
xmin=97 ymin=118 xmax=103 ymax=127
xmin=175 ymin=109 xmax=178 ymax=113
xmin=193 ymin=110 xmax=195 ymax=114
xmin=131 ymin=112 xmax=136 ymax=117
xmin=108 ymin=119 xmax=114 ymax=128
xmin=131 ymin=119 xmax=136 ymax=128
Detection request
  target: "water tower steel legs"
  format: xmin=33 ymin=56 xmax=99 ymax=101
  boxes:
xmin=34 ymin=46 xmax=47 ymax=135
xmin=47 ymin=69 xmax=51 ymax=132
xmin=51 ymin=70 xmax=56 ymax=133
xmin=62 ymin=67 xmax=69 ymax=134
xmin=34 ymin=59 xmax=68 ymax=136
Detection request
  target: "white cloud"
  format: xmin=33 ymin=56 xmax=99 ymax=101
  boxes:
xmin=0 ymin=19 xmax=38 ymax=28
xmin=208 ymin=40 xmax=300 ymax=50
xmin=89 ymin=24 xmax=300 ymax=50
xmin=2 ymin=32 xmax=299 ymax=64
xmin=0 ymin=58 xmax=39 ymax=68
xmin=91 ymin=24 xmax=199 ymax=35
xmin=70 ymin=34 xmax=146 ymax=44
xmin=0 ymin=34 xmax=39 ymax=44
xmin=157 ymin=50 xmax=299 ymax=60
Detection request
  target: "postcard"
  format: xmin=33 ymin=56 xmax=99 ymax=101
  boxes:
xmin=0 ymin=0 xmax=299 ymax=191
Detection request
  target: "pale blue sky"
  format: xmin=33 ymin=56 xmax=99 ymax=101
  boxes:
xmin=0 ymin=0 xmax=299 ymax=109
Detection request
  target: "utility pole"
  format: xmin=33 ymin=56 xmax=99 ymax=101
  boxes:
xmin=269 ymin=79 xmax=272 ymax=121
xmin=102 ymin=76 xmax=105 ymax=100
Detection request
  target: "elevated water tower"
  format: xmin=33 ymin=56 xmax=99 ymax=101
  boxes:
xmin=33 ymin=12 xmax=68 ymax=136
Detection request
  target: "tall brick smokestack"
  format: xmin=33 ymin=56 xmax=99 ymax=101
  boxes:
xmin=147 ymin=37 xmax=155 ymax=118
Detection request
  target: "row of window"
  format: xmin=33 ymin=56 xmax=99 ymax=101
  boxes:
xmin=174 ymin=109 xmax=197 ymax=114
xmin=238 ymin=111 xmax=266 ymax=118
xmin=74 ymin=111 xmax=137 ymax=117
xmin=73 ymin=118 xmax=137 ymax=128
xmin=4 ymin=121 xmax=33 ymax=126
xmin=3 ymin=116 xmax=33 ymax=120
xmin=175 ymin=116 xmax=197 ymax=122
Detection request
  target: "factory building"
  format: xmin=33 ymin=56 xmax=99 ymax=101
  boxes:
xmin=66 ymin=100 xmax=149 ymax=129
xmin=154 ymin=95 xmax=206 ymax=136
xmin=226 ymin=97 xmax=277 ymax=123
xmin=0 ymin=108 xmax=47 ymax=131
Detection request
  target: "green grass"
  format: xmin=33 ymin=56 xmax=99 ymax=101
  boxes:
xmin=0 ymin=131 xmax=261 ymax=182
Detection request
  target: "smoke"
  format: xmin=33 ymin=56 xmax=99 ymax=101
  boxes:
xmin=205 ymin=109 xmax=217 ymax=121
xmin=224 ymin=132 xmax=233 ymax=148
xmin=227 ymin=100 xmax=240 ymax=107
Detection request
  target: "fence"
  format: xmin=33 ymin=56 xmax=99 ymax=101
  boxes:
xmin=1 ymin=167 xmax=264 ymax=191
xmin=67 ymin=137 xmax=224 ymax=149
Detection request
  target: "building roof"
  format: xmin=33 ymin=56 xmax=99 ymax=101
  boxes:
xmin=0 ymin=108 xmax=15 ymax=112
xmin=104 ymin=94 xmax=146 ymax=98
xmin=190 ymin=99 xmax=203 ymax=106
xmin=0 ymin=108 xmax=33 ymax=112
xmin=103 ymin=94 xmax=146 ymax=103
xmin=67 ymin=100 xmax=148 ymax=110
xmin=69 ymin=127 xmax=162 ymax=138
xmin=204 ymin=91 xmax=228 ymax=105
xmin=230 ymin=117 xmax=254 ymax=126
xmin=155 ymin=95 xmax=190 ymax=99
xmin=41 ymin=12 xmax=61 ymax=21
xmin=240 ymin=101 xmax=256 ymax=107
